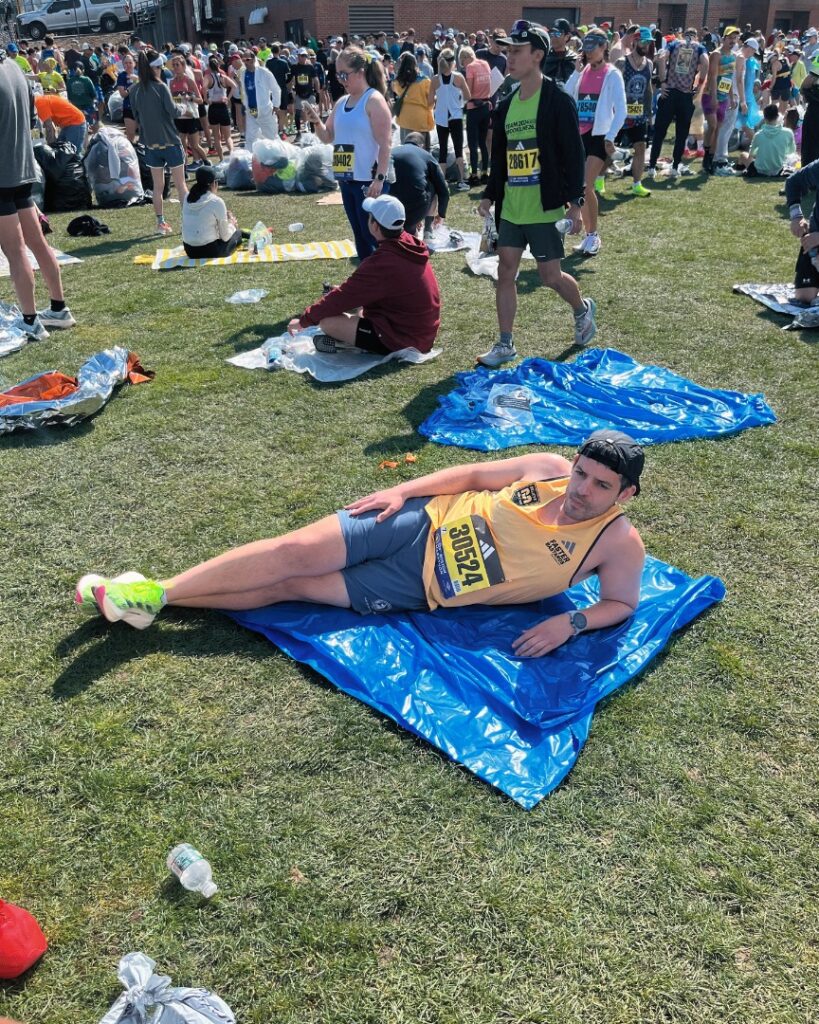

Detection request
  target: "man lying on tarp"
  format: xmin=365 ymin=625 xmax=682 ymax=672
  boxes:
xmin=75 ymin=431 xmax=645 ymax=658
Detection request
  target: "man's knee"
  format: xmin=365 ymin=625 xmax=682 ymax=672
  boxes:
xmin=496 ymin=255 xmax=520 ymax=284
xmin=538 ymin=260 xmax=563 ymax=287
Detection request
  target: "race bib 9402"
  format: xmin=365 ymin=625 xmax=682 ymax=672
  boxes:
xmin=433 ymin=515 xmax=505 ymax=600
xmin=333 ymin=144 xmax=354 ymax=179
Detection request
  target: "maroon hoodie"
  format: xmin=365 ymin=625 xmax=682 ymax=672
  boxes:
xmin=298 ymin=231 xmax=441 ymax=353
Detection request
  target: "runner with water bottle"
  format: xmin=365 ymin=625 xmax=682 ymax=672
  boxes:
xmin=475 ymin=21 xmax=596 ymax=368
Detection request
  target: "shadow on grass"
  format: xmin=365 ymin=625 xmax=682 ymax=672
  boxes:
xmin=0 ymin=418 xmax=96 ymax=449
xmin=213 ymin=321 xmax=292 ymax=352
xmin=65 ymin=234 xmax=160 ymax=259
xmin=52 ymin=612 xmax=273 ymax=701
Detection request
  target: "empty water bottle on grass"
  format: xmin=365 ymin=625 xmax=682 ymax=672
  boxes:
xmin=167 ymin=844 xmax=218 ymax=898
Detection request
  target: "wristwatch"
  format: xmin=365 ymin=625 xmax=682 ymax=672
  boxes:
xmin=568 ymin=610 xmax=587 ymax=635
xmin=570 ymin=196 xmax=585 ymax=208
xmin=375 ymin=172 xmax=386 ymax=181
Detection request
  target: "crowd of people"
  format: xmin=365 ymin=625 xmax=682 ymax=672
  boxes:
xmin=2 ymin=16 xmax=819 ymax=373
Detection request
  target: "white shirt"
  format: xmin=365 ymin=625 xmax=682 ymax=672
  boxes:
xmin=182 ymin=191 xmax=234 ymax=246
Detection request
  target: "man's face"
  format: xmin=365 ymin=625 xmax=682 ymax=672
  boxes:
xmin=506 ymin=43 xmax=541 ymax=79
xmin=563 ymin=455 xmax=633 ymax=521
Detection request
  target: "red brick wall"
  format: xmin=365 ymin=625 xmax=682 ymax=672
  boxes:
xmin=221 ymin=0 xmax=819 ymax=42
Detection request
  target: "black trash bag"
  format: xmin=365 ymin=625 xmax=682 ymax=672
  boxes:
xmin=133 ymin=142 xmax=171 ymax=199
xmin=67 ymin=214 xmax=110 ymax=236
xmin=30 ymin=160 xmax=46 ymax=209
xmin=33 ymin=140 xmax=92 ymax=212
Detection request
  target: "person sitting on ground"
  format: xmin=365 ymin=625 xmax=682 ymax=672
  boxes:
xmin=181 ymin=166 xmax=242 ymax=259
xmin=33 ymin=92 xmax=88 ymax=153
xmin=785 ymin=154 xmax=819 ymax=301
xmin=284 ymin=194 xmax=440 ymax=355
xmin=75 ymin=431 xmax=646 ymax=659
xmin=389 ymin=131 xmax=449 ymax=240
xmin=737 ymin=102 xmax=796 ymax=175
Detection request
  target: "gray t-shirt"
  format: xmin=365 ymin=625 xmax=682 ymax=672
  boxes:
xmin=129 ymin=78 xmax=182 ymax=148
xmin=0 ymin=58 xmax=37 ymax=189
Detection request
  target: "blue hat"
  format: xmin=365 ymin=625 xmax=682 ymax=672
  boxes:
xmin=7 ymin=42 xmax=19 ymax=53
xmin=639 ymin=27 xmax=653 ymax=43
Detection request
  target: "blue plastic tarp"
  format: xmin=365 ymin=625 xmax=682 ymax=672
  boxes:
xmin=418 ymin=348 xmax=777 ymax=451
xmin=228 ymin=556 xmax=725 ymax=808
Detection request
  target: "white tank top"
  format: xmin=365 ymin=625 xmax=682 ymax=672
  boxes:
xmin=206 ymin=72 xmax=227 ymax=103
xmin=333 ymin=87 xmax=380 ymax=181
xmin=434 ymin=73 xmax=464 ymax=126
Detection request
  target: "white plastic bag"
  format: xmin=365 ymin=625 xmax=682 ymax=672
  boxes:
xmin=226 ymin=288 xmax=268 ymax=304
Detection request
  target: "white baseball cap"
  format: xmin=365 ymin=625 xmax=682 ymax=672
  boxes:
xmin=743 ymin=37 xmax=759 ymax=51
xmin=297 ymin=47 xmax=308 ymax=55
xmin=362 ymin=194 xmax=406 ymax=229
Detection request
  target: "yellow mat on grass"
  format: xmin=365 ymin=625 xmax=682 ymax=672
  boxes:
xmin=134 ymin=239 xmax=356 ymax=270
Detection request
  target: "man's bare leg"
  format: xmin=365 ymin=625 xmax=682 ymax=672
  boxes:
xmin=316 ymin=313 xmax=360 ymax=346
xmin=163 ymin=514 xmax=349 ymax=607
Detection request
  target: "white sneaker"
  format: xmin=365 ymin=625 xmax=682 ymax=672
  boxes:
xmin=573 ymin=235 xmax=591 ymax=254
xmin=714 ymin=164 xmax=736 ymax=176
xmin=75 ymin=571 xmax=146 ymax=618
xmin=37 ymin=307 xmax=76 ymax=329
xmin=11 ymin=315 xmax=49 ymax=341
xmin=581 ymin=232 xmax=601 ymax=257
xmin=676 ymin=162 xmax=693 ymax=176
xmin=477 ymin=341 xmax=517 ymax=368
xmin=455 ymin=180 xmax=471 ymax=192
xmin=573 ymin=298 xmax=597 ymax=346
xmin=644 ymin=166 xmax=656 ymax=179
xmin=667 ymin=166 xmax=680 ymax=179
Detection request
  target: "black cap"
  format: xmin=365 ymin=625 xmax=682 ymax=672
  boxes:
xmin=494 ymin=22 xmax=550 ymax=53
xmin=578 ymin=430 xmax=644 ymax=494
xmin=551 ymin=18 xmax=572 ymax=34
xmin=194 ymin=165 xmax=218 ymax=188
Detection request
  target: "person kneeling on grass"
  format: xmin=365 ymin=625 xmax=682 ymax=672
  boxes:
xmin=75 ymin=431 xmax=645 ymax=659
xmin=286 ymin=193 xmax=441 ymax=355
xmin=181 ymin=166 xmax=242 ymax=259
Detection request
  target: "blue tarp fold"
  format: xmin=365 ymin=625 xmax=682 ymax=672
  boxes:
xmin=418 ymin=348 xmax=776 ymax=451
xmin=228 ymin=556 xmax=725 ymax=808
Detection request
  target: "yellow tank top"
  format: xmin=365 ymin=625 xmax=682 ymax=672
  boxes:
xmin=422 ymin=477 xmax=624 ymax=609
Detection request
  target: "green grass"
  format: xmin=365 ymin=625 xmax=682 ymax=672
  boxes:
xmin=1 ymin=169 xmax=818 ymax=1024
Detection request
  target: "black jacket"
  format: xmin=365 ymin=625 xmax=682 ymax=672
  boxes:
xmin=542 ymin=50 xmax=577 ymax=85
xmin=482 ymin=76 xmax=585 ymax=227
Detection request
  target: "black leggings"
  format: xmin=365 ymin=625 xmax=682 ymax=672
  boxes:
xmin=649 ymin=89 xmax=695 ymax=169
xmin=183 ymin=228 xmax=243 ymax=259
xmin=466 ymin=104 xmax=490 ymax=172
xmin=437 ymin=119 xmax=464 ymax=163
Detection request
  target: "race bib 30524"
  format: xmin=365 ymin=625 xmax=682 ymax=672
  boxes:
xmin=433 ymin=515 xmax=505 ymax=600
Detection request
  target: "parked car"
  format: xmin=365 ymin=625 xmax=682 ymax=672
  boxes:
xmin=17 ymin=0 xmax=132 ymax=39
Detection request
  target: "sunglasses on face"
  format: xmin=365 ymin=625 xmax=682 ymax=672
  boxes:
xmin=510 ymin=19 xmax=532 ymax=33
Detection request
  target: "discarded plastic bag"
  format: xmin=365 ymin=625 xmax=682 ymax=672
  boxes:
xmin=225 ymin=148 xmax=253 ymax=190
xmin=226 ymin=289 xmax=268 ymax=304
xmin=486 ymin=383 xmax=538 ymax=426
xmin=84 ymin=127 xmax=143 ymax=208
xmin=0 ymin=899 xmax=48 ymax=979
xmin=98 ymin=951 xmax=235 ymax=1024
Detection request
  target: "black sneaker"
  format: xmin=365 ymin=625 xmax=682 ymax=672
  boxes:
xmin=313 ymin=333 xmax=340 ymax=353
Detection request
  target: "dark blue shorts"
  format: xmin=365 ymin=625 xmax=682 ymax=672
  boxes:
xmin=337 ymin=497 xmax=431 ymax=615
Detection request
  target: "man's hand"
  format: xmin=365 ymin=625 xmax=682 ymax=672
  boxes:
xmin=477 ymin=198 xmax=492 ymax=218
xmin=287 ymin=317 xmax=302 ymax=335
xmin=791 ymin=217 xmax=810 ymax=239
xmin=740 ymin=101 xmax=748 ymax=114
xmin=604 ymin=139 xmax=615 ymax=156
xmin=566 ymin=203 xmax=583 ymax=235
xmin=366 ymin=178 xmax=385 ymax=198
xmin=512 ymin=614 xmax=574 ymax=658
xmin=345 ymin=486 xmax=406 ymax=521
xmin=433 ymin=214 xmax=443 ymax=228
xmin=800 ymin=230 xmax=819 ymax=251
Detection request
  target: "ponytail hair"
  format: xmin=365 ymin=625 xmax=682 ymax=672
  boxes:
xmin=437 ymin=47 xmax=455 ymax=74
xmin=395 ymin=50 xmax=419 ymax=87
xmin=137 ymin=48 xmax=162 ymax=85
xmin=187 ymin=180 xmax=210 ymax=204
xmin=338 ymin=45 xmax=387 ymax=95
xmin=208 ymin=55 xmax=220 ymax=73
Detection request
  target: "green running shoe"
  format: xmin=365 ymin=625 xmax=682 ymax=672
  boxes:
xmin=594 ymin=175 xmax=606 ymax=196
xmin=75 ymin=572 xmax=146 ymax=617
xmin=93 ymin=577 xmax=166 ymax=630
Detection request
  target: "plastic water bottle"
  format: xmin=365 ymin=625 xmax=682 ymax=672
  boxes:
xmin=248 ymin=220 xmax=268 ymax=255
xmin=555 ymin=217 xmax=573 ymax=235
xmin=167 ymin=844 xmax=218 ymax=898
xmin=288 ymin=222 xmax=304 ymax=232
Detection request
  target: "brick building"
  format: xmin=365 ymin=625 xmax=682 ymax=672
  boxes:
xmin=212 ymin=0 xmax=819 ymax=44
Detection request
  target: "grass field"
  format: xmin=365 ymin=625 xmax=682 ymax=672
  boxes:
xmin=0 ymin=167 xmax=817 ymax=1024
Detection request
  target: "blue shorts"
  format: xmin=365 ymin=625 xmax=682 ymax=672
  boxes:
xmin=143 ymin=143 xmax=185 ymax=169
xmin=338 ymin=497 xmax=432 ymax=615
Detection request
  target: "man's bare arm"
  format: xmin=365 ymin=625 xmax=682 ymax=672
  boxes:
xmin=512 ymin=522 xmax=645 ymax=657
xmin=346 ymin=453 xmax=572 ymax=521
